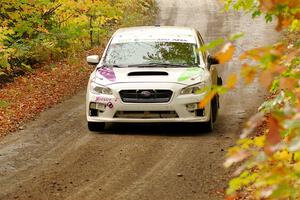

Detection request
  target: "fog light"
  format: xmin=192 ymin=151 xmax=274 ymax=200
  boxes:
xmin=90 ymin=102 xmax=97 ymax=109
xmin=186 ymin=103 xmax=198 ymax=112
xmin=90 ymin=102 xmax=106 ymax=111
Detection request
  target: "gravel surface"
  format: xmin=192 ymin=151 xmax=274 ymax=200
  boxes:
xmin=0 ymin=0 xmax=278 ymax=199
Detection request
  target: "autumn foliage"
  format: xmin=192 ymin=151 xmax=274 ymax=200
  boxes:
xmin=214 ymin=0 xmax=300 ymax=199
xmin=0 ymin=0 xmax=157 ymax=79
xmin=0 ymin=0 xmax=157 ymax=136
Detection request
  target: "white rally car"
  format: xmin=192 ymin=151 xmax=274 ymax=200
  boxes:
xmin=86 ymin=26 xmax=221 ymax=132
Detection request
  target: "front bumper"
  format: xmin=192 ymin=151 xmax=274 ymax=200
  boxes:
xmin=86 ymin=82 xmax=211 ymax=123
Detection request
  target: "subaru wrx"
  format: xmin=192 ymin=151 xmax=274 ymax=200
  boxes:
xmin=86 ymin=26 xmax=221 ymax=132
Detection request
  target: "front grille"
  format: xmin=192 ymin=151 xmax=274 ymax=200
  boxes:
xmin=114 ymin=111 xmax=179 ymax=119
xmin=119 ymin=90 xmax=173 ymax=103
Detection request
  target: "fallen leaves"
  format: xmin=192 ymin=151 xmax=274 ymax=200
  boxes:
xmin=0 ymin=49 xmax=96 ymax=137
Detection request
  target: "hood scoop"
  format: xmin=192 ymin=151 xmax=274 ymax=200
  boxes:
xmin=128 ymin=71 xmax=169 ymax=76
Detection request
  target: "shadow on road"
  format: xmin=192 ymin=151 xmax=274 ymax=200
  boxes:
xmin=92 ymin=117 xmax=226 ymax=137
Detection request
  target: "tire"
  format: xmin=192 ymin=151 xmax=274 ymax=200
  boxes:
xmin=217 ymin=76 xmax=223 ymax=86
xmin=88 ymin=122 xmax=105 ymax=132
xmin=212 ymin=96 xmax=219 ymax=123
xmin=203 ymin=105 xmax=214 ymax=132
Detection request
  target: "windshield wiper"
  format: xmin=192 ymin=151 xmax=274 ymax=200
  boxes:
xmin=128 ymin=63 xmax=191 ymax=68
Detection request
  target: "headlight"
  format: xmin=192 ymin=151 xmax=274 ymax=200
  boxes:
xmin=90 ymin=81 xmax=113 ymax=95
xmin=180 ymin=82 xmax=206 ymax=95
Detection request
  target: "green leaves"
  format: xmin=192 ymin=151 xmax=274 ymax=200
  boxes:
xmin=198 ymin=38 xmax=224 ymax=52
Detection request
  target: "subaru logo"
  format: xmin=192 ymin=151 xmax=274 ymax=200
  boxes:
xmin=140 ymin=91 xmax=152 ymax=97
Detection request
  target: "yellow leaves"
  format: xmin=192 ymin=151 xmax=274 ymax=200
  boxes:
xmin=214 ymin=42 xmax=235 ymax=64
xmin=254 ymin=135 xmax=266 ymax=148
xmin=273 ymin=150 xmax=292 ymax=162
xmin=293 ymin=161 xmax=300 ymax=171
xmin=226 ymin=73 xmax=238 ymax=89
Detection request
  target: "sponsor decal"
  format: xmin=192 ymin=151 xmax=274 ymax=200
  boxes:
xmin=95 ymin=96 xmax=117 ymax=109
xmin=178 ymin=68 xmax=202 ymax=82
xmin=95 ymin=96 xmax=118 ymax=103
xmin=98 ymin=67 xmax=116 ymax=82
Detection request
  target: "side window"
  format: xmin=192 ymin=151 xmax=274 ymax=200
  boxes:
xmin=196 ymin=32 xmax=207 ymax=62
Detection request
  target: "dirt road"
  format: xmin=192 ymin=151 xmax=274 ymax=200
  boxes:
xmin=0 ymin=1 xmax=277 ymax=199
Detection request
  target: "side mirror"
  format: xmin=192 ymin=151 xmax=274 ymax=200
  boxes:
xmin=207 ymin=55 xmax=219 ymax=65
xmin=87 ymin=55 xmax=100 ymax=65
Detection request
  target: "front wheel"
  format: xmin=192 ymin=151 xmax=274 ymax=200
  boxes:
xmin=88 ymin=122 xmax=105 ymax=132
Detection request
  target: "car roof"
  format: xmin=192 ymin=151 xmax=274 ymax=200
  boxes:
xmin=111 ymin=26 xmax=198 ymax=44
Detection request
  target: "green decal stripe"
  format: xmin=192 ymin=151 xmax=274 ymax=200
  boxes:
xmin=178 ymin=68 xmax=202 ymax=82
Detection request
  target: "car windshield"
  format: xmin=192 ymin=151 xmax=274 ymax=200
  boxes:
xmin=103 ymin=41 xmax=200 ymax=67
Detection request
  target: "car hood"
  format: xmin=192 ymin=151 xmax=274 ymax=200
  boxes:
xmin=93 ymin=67 xmax=209 ymax=86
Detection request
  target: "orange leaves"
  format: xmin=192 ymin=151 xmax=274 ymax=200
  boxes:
xmin=259 ymin=0 xmax=276 ymax=12
xmin=266 ymin=116 xmax=281 ymax=145
xmin=215 ymin=42 xmax=235 ymax=64
xmin=239 ymin=47 xmax=271 ymax=62
xmin=276 ymin=15 xmax=293 ymax=31
xmin=259 ymin=0 xmax=300 ymax=12
xmin=226 ymin=73 xmax=238 ymax=89
xmin=264 ymin=116 xmax=282 ymax=155
xmin=259 ymin=70 xmax=273 ymax=88
xmin=241 ymin=64 xmax=257 ymax=85
xmin=258 ymin=0 xmax=300 ymax=31
xmin=279 ymin=77 xmax=298 ymax=90
xmin=198 ymin=73 xmax=237 ymax=109
xmin=198 ymin=89 xmax=217 ymax=108
xmin=238 ymin=43 xmax=290 ymax=89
